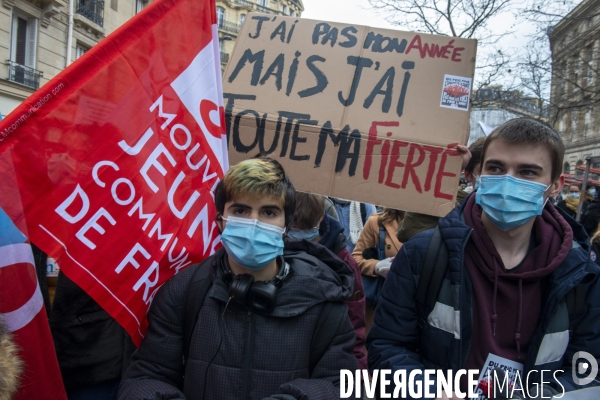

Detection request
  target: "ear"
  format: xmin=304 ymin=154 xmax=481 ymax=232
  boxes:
xmin=216 ymin=213 xmax=224 ymax=233
xmin=547 ymin=175 xmax=564 ymax=198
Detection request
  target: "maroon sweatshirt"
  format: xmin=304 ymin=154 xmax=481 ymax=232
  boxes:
xmin=461 ymin=195 xmax=573 ymax=389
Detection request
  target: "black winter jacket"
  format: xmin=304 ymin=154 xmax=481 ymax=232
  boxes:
xmin=367 ymin=199 xmax=600 ymax=398
xmin=119 ymin=241 xmax=358 ymax=400
xmin=49 ymin=271 xmax=136 ymax=389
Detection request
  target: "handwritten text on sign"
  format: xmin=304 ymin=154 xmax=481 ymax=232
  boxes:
xmin=223 ymin=15 xmax=477 ymax=216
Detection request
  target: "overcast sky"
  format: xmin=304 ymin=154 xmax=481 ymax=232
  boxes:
xmin=299 ymin=0 xmax=537 ymax=55
xmin=301 ymin=0 xmax=397 ymax=29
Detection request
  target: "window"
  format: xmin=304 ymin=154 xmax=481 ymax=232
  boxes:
xmin=240 ymin=14 xmax=245 ymax=25
xmin=75 ymin=43 xmax=89 ymax=60
xmin=8 ymin=13 xmax=40 ymax=89
xmin=290 ymin=10 xmax=294 ymax=17
xmin=136 ymin=0 xmax=148 ymax=13
xmin=258 ymin=0 xmax=266 ymax=7
xmin=11 ymin=13 xmax=37 ymax=68
xmin=576 ymin=160 xmax=584 ymax=177
xmin=76 ymin=0 xmax=105 ymax=27
xmin=217 ymin=7 xmax=225 ymax=27
xmin=585 ymin=44 xmax=594 ymax=85
xmin=282 ymin=5 xmax=287 ymax=14
xmin=564 ymin=162 xmax=570 ymax=174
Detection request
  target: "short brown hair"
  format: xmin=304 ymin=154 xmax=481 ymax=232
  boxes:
xmin=480 ymin=118 xmax=564 ymax=182
xmin=215 ymin=157 xmax=296 ymax=228
xmin=292 ymin=192 xmax=325 ymax=230
xmin=465 ymin=137 xmax=486 ymax=175
xmin=378 ymin=208 xmax=404 ymax=226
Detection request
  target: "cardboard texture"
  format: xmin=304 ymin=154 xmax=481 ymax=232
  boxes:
xmin=223 ymin=14 xmax=477 ymax=217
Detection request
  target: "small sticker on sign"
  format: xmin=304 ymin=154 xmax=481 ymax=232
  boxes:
xmin=440 ymin=74 xmax=472 ymax=111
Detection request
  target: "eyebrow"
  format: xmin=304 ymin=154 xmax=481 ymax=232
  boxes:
xmin=260 ymin=205 xmax=283 ymax=212
xmin=485 ymin=159 xmax=544 ymax=171
xmin=227 ymin=203 xmax=283 ymax=211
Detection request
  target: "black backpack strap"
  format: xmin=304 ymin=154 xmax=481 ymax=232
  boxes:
xmin=360 ymin=202 xmax=367 ymax=225
xmin=377 ymin=225 xmax=386 ymax=260
xmin=416 ymin=226 xmax=448 ymax=325
xmin=566 ymin=283 xmax=588 ymax=331
xmin=309 ymin=302 xmax=347 ymax=375
xmin=183 ymin=257 xmax=214 ymax=368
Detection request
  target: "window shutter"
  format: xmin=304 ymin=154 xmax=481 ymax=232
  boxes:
xmin=76 ymin=44 xmax=88 ymax=59
xmin=26 ymin=18 xmax=38 ymax=68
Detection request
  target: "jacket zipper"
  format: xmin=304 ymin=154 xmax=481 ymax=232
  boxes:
xmin=458 ymin=228 xmax=472 ymax=368
xmin=241 ymin=310 xmax=253 ymax=399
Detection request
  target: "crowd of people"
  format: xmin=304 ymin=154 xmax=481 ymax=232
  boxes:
xmin=1 ymin=117 xmax=600 ymax=400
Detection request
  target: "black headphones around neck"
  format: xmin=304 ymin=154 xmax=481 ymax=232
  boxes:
xmin=219 ymin=256 xmax=290 ymax=314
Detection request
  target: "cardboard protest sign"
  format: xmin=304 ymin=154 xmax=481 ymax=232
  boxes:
xmin=0 ymin=0 xmax=227 ymax=345
xmin=223 ymin=15 xmax=476 ymax=216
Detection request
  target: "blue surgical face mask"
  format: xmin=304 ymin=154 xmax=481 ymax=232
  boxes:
xmin=475 ymin=175 xmax=550 ymax=231
xmin=288 ymin=226 xmax=319 ymax=241
xmin=220 ymin=216 xmax=285 ymax=270
xmin=590 ymin=189 xmax=597 ymax=196
xmin=568 ymin=192 xmax=580 ymax=199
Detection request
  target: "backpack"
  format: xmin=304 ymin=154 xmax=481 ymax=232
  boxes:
xmin=416 ymin=226 xmax=588 ymax=331
xmin=181 ymin=257 xmax=348 ymax=374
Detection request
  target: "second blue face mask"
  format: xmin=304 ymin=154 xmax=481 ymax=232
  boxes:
xmin=288 ymin=226 xmax=319 ymax=241
xmin=475 ymin=175 xmax=550 ymax=231
xmin=220 ymin=216 xmax=285 ymax=270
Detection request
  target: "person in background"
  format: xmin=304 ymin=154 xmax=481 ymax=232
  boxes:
xmin=580 ymin=185 xmax=597 ymax=217
xmin=581 ymin=187 xmax=600 ymax=236
xmin=557 ymin=183 xmax=581 ymax=219
xmin=323 ymin=197 xmax=339 ymax=220
xmin=0 ymin=318 xmax=22 ymax=400
xmin=289 ymin=192 xmax=367 ymax=369
xmin=330 ymin=198 xmax=377 ymax=253
xmin=352 ymin=207 xmax=403 ymax=333
xmin=397 ymin=137 xmax=485 ymax=243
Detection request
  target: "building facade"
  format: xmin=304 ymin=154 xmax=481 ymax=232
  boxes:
xmin=0 ymin=0 xmax=303 ymax=118
xmin=548 ymin=0 xmax=600 ymax=176
xmin=216 ymin=0 xmax=303 ymax=72
xmin=0 ymin=0 xmax=153 ymax=117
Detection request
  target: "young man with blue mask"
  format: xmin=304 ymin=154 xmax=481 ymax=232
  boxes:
xmin=367 ymin=118 xmax=600 ymax=399
xmin=120 ymin=157 xmax=358 ymax=400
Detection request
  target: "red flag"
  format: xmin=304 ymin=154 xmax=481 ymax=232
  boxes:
xmin=0 ymin=0 xmax=227 ymax=350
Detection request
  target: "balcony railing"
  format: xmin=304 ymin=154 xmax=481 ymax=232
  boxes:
xmin=234 ymin=0 xmax=253 ymax=8
xmin=6 ymin=60 xmax=43 ymax=90
xmin=220 ymin=20 xmax=241 ymax=34
xmin=256 ymin=3 xmax=276 ymax=14
xmin=77 ymin=0 xmax=104 ymax=27
xmin=220 ymin=52 xmax=229 ymax=64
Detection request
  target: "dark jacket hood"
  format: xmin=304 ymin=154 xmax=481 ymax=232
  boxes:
xmin=319 ymin=213 xmax=345 ymax=251
xmin=210 ymin=241 xmax=354 ymax=317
